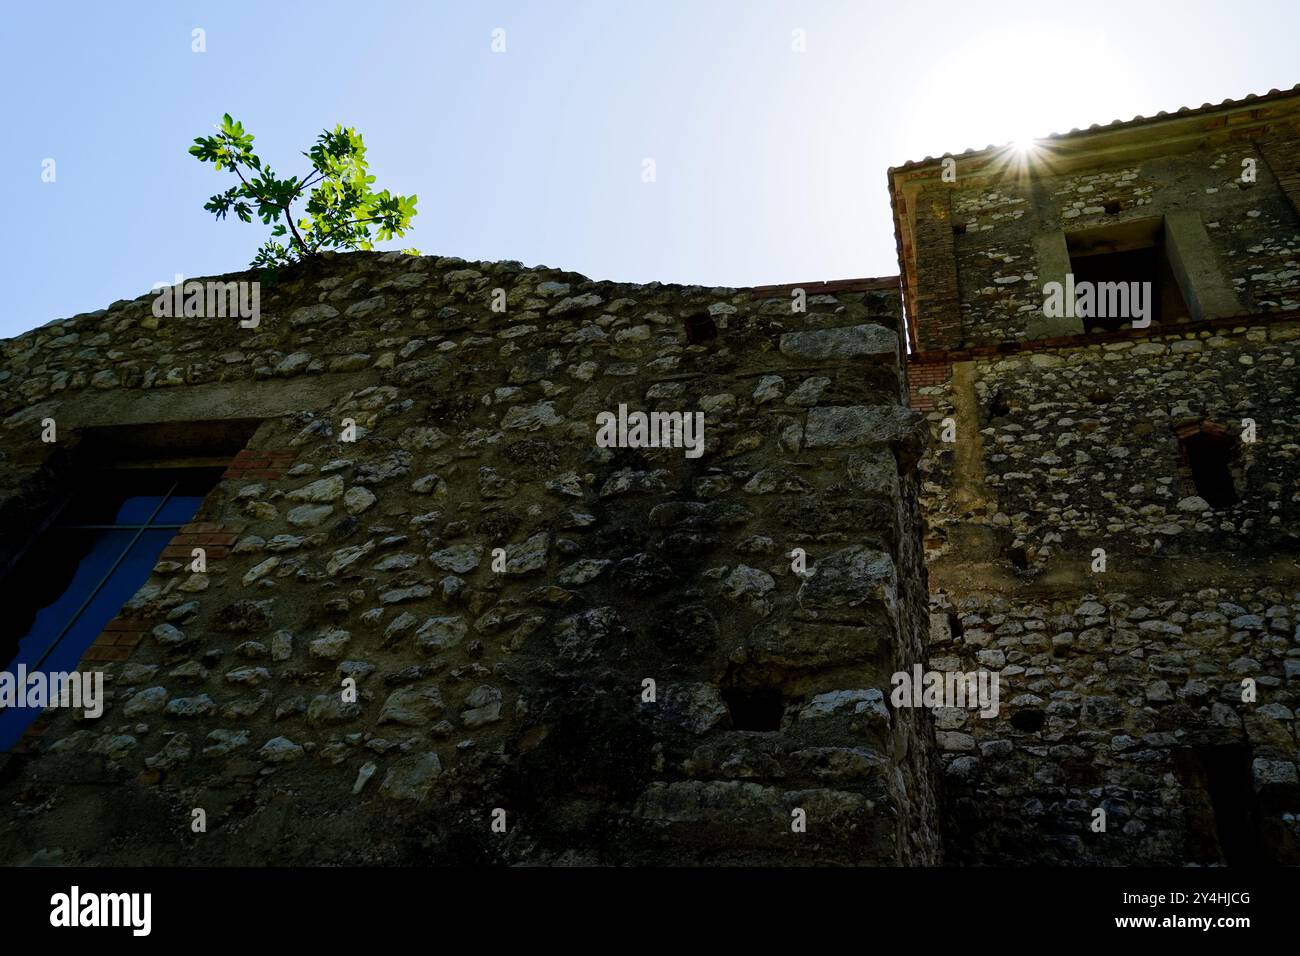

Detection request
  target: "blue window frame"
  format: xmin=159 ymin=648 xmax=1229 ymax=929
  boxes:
xmin=0 ymin=467 xmax=222 ymax=751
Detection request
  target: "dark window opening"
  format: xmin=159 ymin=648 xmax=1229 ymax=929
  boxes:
xmin=946 ymin=609 xmax=965 ymax=641
xmin=684 ymin=312 xmax=718 ymax=345
xmin=952 ymin=222 xmax=967 ymax=236
xmin=722 ymin=685 xmax=786 ymax=731
xmin=1103 ymin=200 xmax=1122 ymax=215
xmin=1176 ymin=421 xmax=1240 ymax=508
xmin=1066 ymin=218 xmax=1191 ymax=332
xmin=1010 ymin=709 xmax=1045 ymax=733
xmin=0 ymin=424 xmax=248 ymax=752
xmin=1006 ymin=544 xmax=1030 ymax=570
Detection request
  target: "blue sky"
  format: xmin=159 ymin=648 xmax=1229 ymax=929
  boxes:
xmin=3 ymin=0 xmax=1298 ymax=338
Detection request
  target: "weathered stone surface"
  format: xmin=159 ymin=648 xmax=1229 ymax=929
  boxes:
xmin=123 ymin=687 xmax=168 ymax=717
xmin=307 ymin=693 xmax=361 ymax=725
xmin=343 ymin=486 xmax=377 ymax=514
xmin=414 ymin=616 xmax=467 ymax=653
xmin=779 ymin=324 xmax=897 ymax=361
xmin=258 ymin=736 xmax=305 ymax=763
xmin=797 ymin=546 xmax=897 ymax=613
xmin=287 ymin=504 xmax=334 ymax=528
xmin=504 ymin=532 xmax=549 ymax=575
xmin=287 ymin=475 xmax=344 ymax=503
xmin=429 ymin=545 xmax=481 ymax=573
xmin=799 ymin=688 xmax=889 ymax=722
xmin=164 ymin=694 xmax=215 ymax=718
xmin=804 ymin=404 xmax=922 ymax=449
xmin=553 ymin=607 xmax=627 ymax=662
xmin=379 ymin=684 xmax=445 ymax=725
xmin=0 ymin=249 xmax=938 ymax=869
xmin=379 ymin=752 xmax=442 ymax=801
xmin=460 ymin=685 xmax=502 ymax=728
xmin=659 ymin=683 xmax=728 ymax=734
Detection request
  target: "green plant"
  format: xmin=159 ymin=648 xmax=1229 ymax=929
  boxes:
xmin=190 ymin=114 xmax=418 ymax=269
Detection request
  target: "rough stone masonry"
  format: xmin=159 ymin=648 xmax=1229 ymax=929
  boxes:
xmin=894 ymin=85 xmax=1300 ymax=864
xmin=0 ymin=253 xmax=941 ymax=865
xmin=5 ymin=84 xmax=1299 ymax=868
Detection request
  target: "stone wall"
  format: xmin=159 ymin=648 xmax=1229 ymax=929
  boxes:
xmin=911 ymin=320 xmax=1300 ymax=864
xmin=0 ymin=252 xmax=940 ymax=865
xmin=892 ymin=91 xmax=1300 ymax=866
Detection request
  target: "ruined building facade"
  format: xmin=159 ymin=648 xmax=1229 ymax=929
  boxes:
xmin=0 ymin=87 xmax=1297 ymax=865
xmin=895 ymin=87 xmax=1300 ymax=863
xmin=0 ymin=257 xmax=939 ymax=865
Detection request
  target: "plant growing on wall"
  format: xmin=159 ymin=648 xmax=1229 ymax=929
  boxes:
xmin=190 ymin=114 xmax=418 ymax=269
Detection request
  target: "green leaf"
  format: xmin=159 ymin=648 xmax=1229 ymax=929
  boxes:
xmin=193 ymin=115 xmax=418 ymax=266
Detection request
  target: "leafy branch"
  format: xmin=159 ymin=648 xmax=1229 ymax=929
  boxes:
xmin=190 ymin=114 xmax=418 ymax=269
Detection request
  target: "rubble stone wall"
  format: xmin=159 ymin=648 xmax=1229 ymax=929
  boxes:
xmin=0 ymin=252 xmax=940 ymax=865
xmin=912 ymin=320 xmax=1300 ymax=864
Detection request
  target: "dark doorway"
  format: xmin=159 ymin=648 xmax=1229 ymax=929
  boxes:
xmin=1178 ymin=744 xmax=1264 ymax=865
xmin=1179 ymin=427 xmax=1239 ymax=507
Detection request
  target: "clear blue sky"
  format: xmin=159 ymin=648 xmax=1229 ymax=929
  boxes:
xmin=3 ymin=0 xmax=1297 ymax=338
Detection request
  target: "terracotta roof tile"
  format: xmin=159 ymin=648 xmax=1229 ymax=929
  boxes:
xmin=888 ymin=83 xmax=1300 ymax=174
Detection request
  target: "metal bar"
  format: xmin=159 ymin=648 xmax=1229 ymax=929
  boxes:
xmin=61 ymin=524 xmax=188 ymax=530
xmin=30 ymin=483 xmax=179 ymax=672
xmin=108 ymin=458 xmax=232 ymax=469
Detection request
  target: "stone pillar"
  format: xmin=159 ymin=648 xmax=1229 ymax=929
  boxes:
xmin=621 ymin=316 xmax=942 ymax=864
xmin=1027 ymin=231 xmax=1082 ymax=339
xmin=1164 ymin=210 xmax=1242 ymax=321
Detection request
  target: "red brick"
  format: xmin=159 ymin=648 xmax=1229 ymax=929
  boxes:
xmin=169 ymin=532 xmax=236 ymax=548
xmin=161 ymin=544 xmax=229 ymax=561
xmin=195 ymin=533 xmax=237 ymax=546
xmin=748 ymin=276 xmax=899 ymax=299
xmin=81 ymin=646 xmax=130 ymax=663
xmin=182 ymin=521 xmax=224 ymax=534
xmin=911 ymin=185 xmax=963 ymax=350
